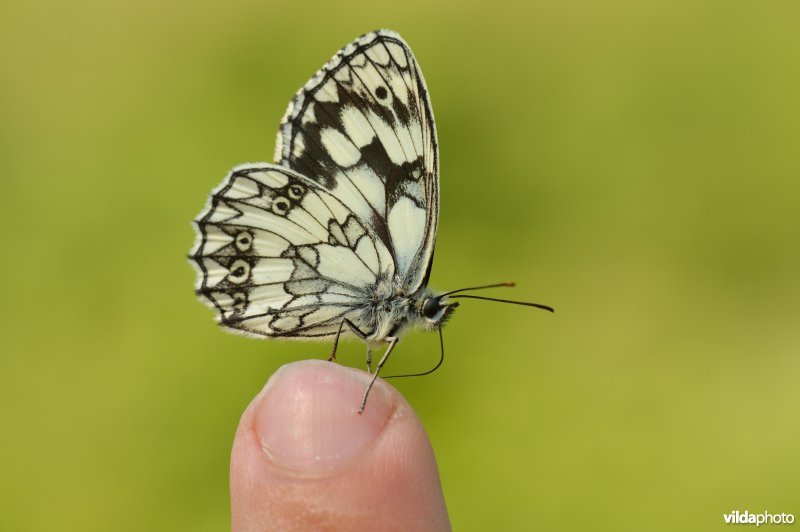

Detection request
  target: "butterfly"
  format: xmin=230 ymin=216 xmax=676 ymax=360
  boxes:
xmin=190 ymin=30 xmax=553 ymax=411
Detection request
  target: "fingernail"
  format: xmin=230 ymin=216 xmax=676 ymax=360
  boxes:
xmin=254 ymin=360 xmax=394 ymax=474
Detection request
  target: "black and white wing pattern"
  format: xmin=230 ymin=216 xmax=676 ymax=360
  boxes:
xmin=191 ymin=164 xmax=395 ymax=338
xmin=191 ymin=31 xmax=552 ymax=410
xmin=191 ymin=30 xmax=439 ymax=340
xmin=275 ymin=30 xmax=438 ymax=294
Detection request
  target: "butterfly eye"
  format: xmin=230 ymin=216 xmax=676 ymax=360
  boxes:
xmin=422 ymin=298 xmax=440 ymax=319
xmin=287 ymin=184 xmax=305 ymax=200
xmin=272 ymin=197 xmax=291 ymax=215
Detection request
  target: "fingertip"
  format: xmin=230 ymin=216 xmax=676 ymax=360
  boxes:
xmin=231 ymin=360 xmax=450 ymax=531
xmin=254 ymin=360 xmax=394 ymax=474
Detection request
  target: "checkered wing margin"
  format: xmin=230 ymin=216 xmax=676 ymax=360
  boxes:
xmin=275 ymin=30 xmax=439 ymax=294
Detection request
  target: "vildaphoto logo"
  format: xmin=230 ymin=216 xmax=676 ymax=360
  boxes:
xmin=724 ymin=511 xmax=795 ymax=526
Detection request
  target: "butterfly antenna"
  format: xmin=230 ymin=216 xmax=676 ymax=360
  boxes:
xmin=385 ymin=326 xmax=445 ymax=380
xmin=440 ymin=282 xmax=516 ymax=297
xmin=449 ymin=294 xmax=554 ymax=313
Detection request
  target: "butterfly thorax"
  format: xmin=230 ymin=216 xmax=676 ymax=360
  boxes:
xmin=359 ymin=276 xmax=416 ymax=342
xmin=361 ymin=279 xmax=453 ymax=343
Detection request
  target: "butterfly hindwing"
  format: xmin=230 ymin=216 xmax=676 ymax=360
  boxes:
xmin=190 ymin=164 xmax=394 ymax=338
xmin=275 ymin=30 xmax=439 ymax=293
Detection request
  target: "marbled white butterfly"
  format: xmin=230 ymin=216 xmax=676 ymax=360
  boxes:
xmin=190 ymin=30 xmax=553 ymax=411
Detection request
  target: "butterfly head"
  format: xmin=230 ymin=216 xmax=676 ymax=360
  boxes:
xmin=419 ymin=294 xmax=459 ymax=329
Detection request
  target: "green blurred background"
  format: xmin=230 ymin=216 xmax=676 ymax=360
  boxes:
xmin=2 ymin=0 xmax=799 ymax=530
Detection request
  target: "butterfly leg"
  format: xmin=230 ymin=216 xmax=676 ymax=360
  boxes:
xmin=365 ymin=346 xmax=373 ymax=375
xmin=359 ymin=337 xmax=399 ymax=413
xmin=329 ymin=318 xmax=369 ymax=362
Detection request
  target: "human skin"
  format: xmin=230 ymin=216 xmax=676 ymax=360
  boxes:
xmin=230 ymin=359 xmax=451 ymax=531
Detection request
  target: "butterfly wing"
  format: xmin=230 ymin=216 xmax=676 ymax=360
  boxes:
xmin=275 ymin=30 xmax=439 ymax=293
xmin=190 ymin=164 xmax=394 ymax=338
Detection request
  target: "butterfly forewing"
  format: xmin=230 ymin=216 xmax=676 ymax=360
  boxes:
xmin=191 ymin=164 xmax=395 ymax=338
xmin=275 ymin=30 xmax=439 ymax=293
